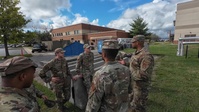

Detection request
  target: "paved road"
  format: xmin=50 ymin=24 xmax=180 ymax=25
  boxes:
xmin=0 ymin=47 xmax=27 ymax=57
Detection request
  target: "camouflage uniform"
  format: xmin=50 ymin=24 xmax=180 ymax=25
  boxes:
xmin=0 ymin=56 xmax=39 ymax=112
xmin=25 ymin=84 xmax=45 ymax=110
xmin=0 ymin=87 xmax=39 ymax=112
xmin=76 ymin=44 xmax=94 ymax=93
xmin=129 ymin=44 xmax=154 ymax=111
xmin=39 ymin=58 xmax=71 ymax=110
xmin=86 ymin=40 xmax=131 ymax=112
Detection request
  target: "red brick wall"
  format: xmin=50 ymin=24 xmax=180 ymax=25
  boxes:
xmin=51 ymin=23 xmax=129 ymax=42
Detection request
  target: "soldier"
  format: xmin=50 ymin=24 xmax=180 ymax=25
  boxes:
xmin=129 ymin=35 xmax=154 ymax=112
xmin=86 ymin=40 xmax=131 ymax=112
xmin=25 ymin=84 xmax=48 ymax=110
xmin=0 ymin=56 xmax=39 ymax=111
xmin=39 ymin=48 xmax=71 ymax=112
xmin=74 ymin=44 xmax=94 ymax=93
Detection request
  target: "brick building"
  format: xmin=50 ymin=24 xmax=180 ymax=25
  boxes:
xmin=50 ymin=23 xmax=130 ymax=46
xmin=174 ymin=0 xmax=199 ymax=44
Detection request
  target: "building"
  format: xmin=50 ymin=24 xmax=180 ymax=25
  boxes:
xmin=50 ymin=23 xmax=130 ymax=47
xmin=174 ymin=0 xmax=199 ymax=44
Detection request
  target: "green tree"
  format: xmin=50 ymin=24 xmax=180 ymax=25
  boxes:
xmin=0 ymin=0 xmax=30 ymax=57
xmin=129 ymin=16 xmax=149 ymax=37
xmin=24 ymin=31 xmax=38 ymax=46
xmin=148 ymin=33 xmax=160 ymax=42
xmin=35 ymin=31 xmax=52 ymax=42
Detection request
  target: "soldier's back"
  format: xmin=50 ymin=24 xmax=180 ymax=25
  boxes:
xmin=0 ymin=87 xmax=38 ymax=112
xmin=97 ymin=61 xmax=131 ymax=112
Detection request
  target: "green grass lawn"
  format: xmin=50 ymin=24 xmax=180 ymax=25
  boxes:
xmin=34 ymin=81 xmax=84 ymax=112
xmin=138 ymin=42 xmax=199 ymax=112
xmin=35 ymin=42 xmax=199 ymax=112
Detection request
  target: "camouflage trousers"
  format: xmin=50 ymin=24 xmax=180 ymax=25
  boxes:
xmin=51 ymin=77 xmax=71 ymax=110
xmin=130 ymin=87 xmax=149 ymax=112
xmin=82 ymin=71 xmax=93 ymax=94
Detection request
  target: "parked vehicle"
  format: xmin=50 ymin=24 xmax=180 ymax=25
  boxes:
xmin=32 ymin=43 xmax=47 ymax=53
xmin=117 ymin=38 xmax=132 ymax=49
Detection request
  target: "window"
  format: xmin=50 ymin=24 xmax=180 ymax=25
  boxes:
xmin=185 ymin=34 xmax=196 ymax=37
xmin=74 ymin=30 xmax=79 ymax=34
xmin=66 ymin=31 xmax=70 ymax=35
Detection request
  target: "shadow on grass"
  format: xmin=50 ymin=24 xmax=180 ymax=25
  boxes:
xmin=152 ymin=54 xmax=165 ymax=57
xmin=150 ymin=86 xmax=178 ymax=94
xmin=147 ymin=99 xmax=166 ymax=110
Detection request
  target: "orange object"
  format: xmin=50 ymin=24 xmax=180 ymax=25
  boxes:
xmin=21 ymin=48 xmax=24 ymax=56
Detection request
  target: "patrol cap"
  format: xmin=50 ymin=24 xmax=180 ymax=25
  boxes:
xmin=83 ymin=44 xmax=90 ymax=49
xmin=131 ymin=35 xmax=145 ymax=43
xmin=54 ymin=48 xmax=65 ymax=53
xmin=0 ymin=56 xmax=38 ymax=76
xmin=102 ymin=40 xmax=120 ymax=49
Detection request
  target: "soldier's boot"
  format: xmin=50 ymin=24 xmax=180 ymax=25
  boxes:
xmin=62 ymin=105 xmax=69 ymax=111
xmin=63 ymin=99 xmax=68 ymax=104
xmin=58 ymin=104 xmax=64 ymax=112
xmin=58 ymin=106 xmax=69 ymax=112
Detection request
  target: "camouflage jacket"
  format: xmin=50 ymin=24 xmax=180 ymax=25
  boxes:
xmin=86 ymin=61 xmax=131 ymax=112
xmin=39 ymin=58 xmax=71 ymax=80
xmin=25 ymin=84 xmax=44 ymax=99
xmin=130 ymin=48 xmax=154 ymax=87
xmin=0 ymin=87 xmax=39 ymax=112
xmin=75 ymin=52 xmax=94 ymax=75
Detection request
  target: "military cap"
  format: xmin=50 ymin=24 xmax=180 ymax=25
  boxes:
xmin=83 ymin=44 xmax=90 ymax=49
xmin=54 ymin=48 xmax=65 ymax=53
xmin=131 ymin=35 xmax=145 ymax=43
xmin=0 ymin=56 xmax=38 ymax=76
xmin=102 ymin=40 xmax=120 ymax=49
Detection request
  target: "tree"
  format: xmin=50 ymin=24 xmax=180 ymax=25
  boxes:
xmin=129 ymin=16 xmax=149 ymax=37
xmin=149 ymin=33 xmax=160 ymax=42
xmin=24 ymin=31 xmax=38 ymax=46
xmin=0 ymin=0 xmax=30 ymax=57
xmin=35 ymin=31 xmax=52 ymax=42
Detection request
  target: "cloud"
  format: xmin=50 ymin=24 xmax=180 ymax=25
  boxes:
xmin=109 ymin=0 xmax=139 ymax=12
xmin=18 ymin=0 xmax=99 ymax=31
xmin=18 ymin=0 xmax=192 ymax=38
xmin=18 ymin=0 xmax=72 ymax=31
xmin=71 ymin=14 xmax=99 ymax=25
xmin=107 ymin=0 xmax=191 ymax=38
xmin=19 ymin=0 xmax=71 ymax=19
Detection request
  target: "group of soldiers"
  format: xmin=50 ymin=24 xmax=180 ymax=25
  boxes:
xmin=0 ymin=34 xmax=154 ymax=112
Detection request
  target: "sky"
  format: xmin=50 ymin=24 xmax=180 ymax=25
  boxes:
xmin=18 ymin=0 xmax=192 ymax=38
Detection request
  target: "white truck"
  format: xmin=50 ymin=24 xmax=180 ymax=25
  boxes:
xmin=117 ymin=38 xmax=132 ymax=49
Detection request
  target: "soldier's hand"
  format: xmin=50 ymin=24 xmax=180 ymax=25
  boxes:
xmin=118 ymin=60 xmax=125 ymax=65
xmin=51 ymin=77 xmax=61 ymax=83
xmin=72 ymin=74 xmax=83 ymax=81
xmin=41 ymin=95 xmax=48 ymax=100
xmin=72 ymin=76 xmax=78 ymax=81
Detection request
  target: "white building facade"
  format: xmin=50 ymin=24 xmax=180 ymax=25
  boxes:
xmin=174 ymin=0 xmax=199 ymax=44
